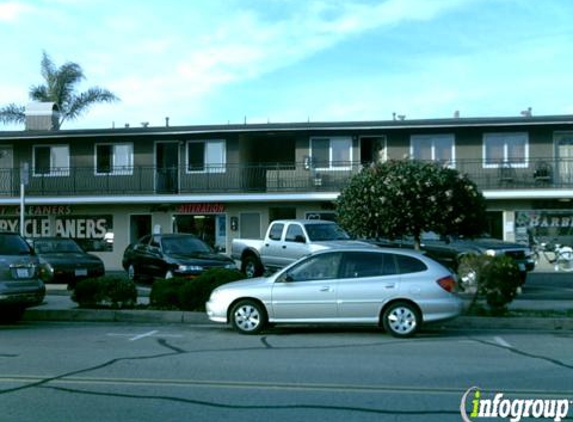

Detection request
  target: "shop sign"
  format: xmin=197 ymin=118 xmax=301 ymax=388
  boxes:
xmin=0 ymin=205 xmax=72 ymax=216
xmin=176 ymin=203 xmax=225 ymax=214
xmin=515 ymin=210 xmax=573 ymax=245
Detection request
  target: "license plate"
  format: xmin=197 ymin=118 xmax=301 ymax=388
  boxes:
xmin=75 ymin=268 xmax=88 ymax=276
xmin=16 ymin=268 xmax=30 ymax=278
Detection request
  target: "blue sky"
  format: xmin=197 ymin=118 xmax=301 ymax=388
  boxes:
xmin=1 ymin=0 xmax=572 ymax=130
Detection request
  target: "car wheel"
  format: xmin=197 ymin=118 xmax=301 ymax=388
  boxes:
xmin=242 ymin=255 xmax=262 ymax=278
xmin=382 ymin=302 xmax=420 ymax=338
xmin=230 ymin=300 xmax=267 ymax=334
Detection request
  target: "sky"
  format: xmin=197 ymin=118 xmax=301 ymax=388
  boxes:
xmin=1 ymin=0 xmax=573 ymax=130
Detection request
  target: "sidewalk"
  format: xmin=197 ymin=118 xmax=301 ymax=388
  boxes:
xmin=20 ymin=282 xmax=573 ymax=331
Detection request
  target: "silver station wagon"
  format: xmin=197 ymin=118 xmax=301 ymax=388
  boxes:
xmin=206 ymin=248 xmax=463 ymax=337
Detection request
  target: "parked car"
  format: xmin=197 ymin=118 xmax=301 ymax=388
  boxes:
xmin=370 ymin=232 xmax=535 ymax=283
xmin=28 ymin=237 xmax=105 ymax=289
xmin=122 ymin=233 xmax=237 ymax=282
xmin=231 ymin=219 xmax=371 ymax=278
xmin=207 ymin=248 xmax=462 ymax=337
xmin=0 ymin=232 xmax=47 ymax=322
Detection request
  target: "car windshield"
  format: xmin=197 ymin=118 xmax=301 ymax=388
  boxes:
xmin=161 ymin=237 xmax=212 ymax=254
xmin=304 ymin=223 xmax=350 ymax=241
xmin=35 ymin=239 xmax=83 ymax=254
xmin=0 ymin=234 xmax=33 ymax=255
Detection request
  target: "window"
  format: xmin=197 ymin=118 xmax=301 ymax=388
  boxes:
xmin=95 ymin=143 xmax=133 ymax=175
xmin=410 ymin=134 xmax=455 ymax=166
xmin=341 ymin=252 xmax=398 ymax=278
xmin=310 ymin=137 xmax=352 ymax=169
xmin=33 ymin=145 xmax=69 ymax=176
xmin=285 ymin=252 xmax=343 ymax=281
xmin=483 ymin=133 xmax=528 ymax=168
xmin=187 ymin=140 xmax=226 ymax=173
xmin=395 ymin=255 xmax=427 ymax=274
xmin=285 ymin=225 xmax=305 ymax=242
xmin=268 ymin=223 xmax=284 ymax=241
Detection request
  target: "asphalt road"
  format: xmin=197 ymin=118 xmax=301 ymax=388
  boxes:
xmin=1 ymin=322 xmax=571 ymax=422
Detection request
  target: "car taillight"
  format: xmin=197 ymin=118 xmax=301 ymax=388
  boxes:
xmin=437 ymin=275 xmax=456 ymax=293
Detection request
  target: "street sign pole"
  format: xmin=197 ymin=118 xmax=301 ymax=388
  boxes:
xmin=20 ymin=163 xmax=29 ymax=237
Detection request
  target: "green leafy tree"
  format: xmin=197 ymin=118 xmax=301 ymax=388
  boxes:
xmin=0 ymin=51 xmax=119 ymax=128
xmin=336 ymin=160 xmax=487 ymax=249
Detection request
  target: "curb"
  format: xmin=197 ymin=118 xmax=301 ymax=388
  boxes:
xmin=23 ymin=308 xmax=210 ymax=324
xmin=22 ymin=308 xmax=573 ymax=331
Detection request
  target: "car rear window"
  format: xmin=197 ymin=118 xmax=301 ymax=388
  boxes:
xmin=0 ymin=234 xmax=32 ymax=255
xmin=395 ymin=254 xmax=427 ymax=274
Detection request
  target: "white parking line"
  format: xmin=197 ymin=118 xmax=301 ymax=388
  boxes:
xmin=494 ymin=336 xmax=512 ymax=348
xmin=106 ymin=331 xmax=183 ymax=341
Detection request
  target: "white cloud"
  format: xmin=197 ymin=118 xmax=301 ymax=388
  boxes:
xmin=0 ymin=1 xmax=35 ymax=22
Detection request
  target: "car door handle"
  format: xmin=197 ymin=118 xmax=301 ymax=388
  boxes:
xmin=282 ymin=245 xmax=286 ymax=249
xmin=320 ymin=286 xmax=332 ymax=292
xmin=384 ymin=284 xmax=396 ymax=289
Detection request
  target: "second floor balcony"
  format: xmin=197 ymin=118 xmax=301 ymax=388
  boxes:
xmin=1 ymin=158 xmax=572 ymax=198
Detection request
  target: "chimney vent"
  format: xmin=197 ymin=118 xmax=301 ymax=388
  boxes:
xmin=25 ymin=102 xmax=60 ymax=131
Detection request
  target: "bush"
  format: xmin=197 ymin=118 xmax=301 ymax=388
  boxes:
xmin=178 ymin=268 xmax=244 ymax=311
xmin=457 ymin=254 xmax=521 ymax=315
xmin=72 ymin=276 xmax=137 ymax=309
xmin=149 ymin=268 xmax=245 ymax=311
xmin=149 ymin=277 xmax=187 ymax=309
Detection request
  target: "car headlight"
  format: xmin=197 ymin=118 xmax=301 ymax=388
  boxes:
xmin=485 ymin=249 xmax=497 ymax=257
xmin=225 ymin=263 xmax=237 ymax=270
xmin=178 ymin=265 xmax=203 ymax=272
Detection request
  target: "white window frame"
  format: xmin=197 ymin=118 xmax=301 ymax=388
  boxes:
xmin=32 ymin=144 xmax=70 ymax=177
xmin=410 ymin=134 xmax=456 ymax=167
xmin=310 ymin=136 xmax=352 ymax=170
xmin=186 ymin=139 xmax=226 ymax=174
xmin=482 ymin=132 xmax=529 ymax=168
xmin=94 ymin=143 xmax=134 ymax=176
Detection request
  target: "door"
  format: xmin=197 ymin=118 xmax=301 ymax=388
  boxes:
xmin=260 ymin=222 xmax=286 ymax=269
xmin=556 ymin=134 xmax=573 ymax=186
xmin=271 ymin=252 xmax=342 ymax=320
xmin=0 ymin=146 xmax=14 ymax=195
xmin=155 ymin=142 xmax=179 ymax=193
xmin=336 ymin=251 xmax=400 ymax=321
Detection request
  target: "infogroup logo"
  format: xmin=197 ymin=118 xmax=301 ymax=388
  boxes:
xmin=460 ymin=387 xmax=571 ymax=422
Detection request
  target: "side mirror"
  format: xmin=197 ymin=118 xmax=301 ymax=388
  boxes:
xmin=294 ymin=235 xmax=306 ymax=243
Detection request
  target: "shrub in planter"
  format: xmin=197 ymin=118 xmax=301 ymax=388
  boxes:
xmin=178 ymin=268 xmax=244 ymax=311
xmin=72 ymin=276 xmax=137 ymax=309
xmin=149 ymin=277 xmax=187 ymax=309
xmin=457 ymin=254 xmax=521 ymax=315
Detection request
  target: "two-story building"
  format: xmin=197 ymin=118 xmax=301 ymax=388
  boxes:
xmin=1 ymin=104 xmax=572 ymax=270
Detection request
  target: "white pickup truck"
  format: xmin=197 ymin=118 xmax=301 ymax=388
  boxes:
xmin=231 ymin=219 xmax=370 ymax=277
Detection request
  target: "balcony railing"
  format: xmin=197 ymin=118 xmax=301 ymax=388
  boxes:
xmin=0 ymin=158 xmax=572 ymax=197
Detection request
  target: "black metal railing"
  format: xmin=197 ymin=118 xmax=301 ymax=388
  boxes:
xmin=0 ymin=157 xmax=571 ymax=197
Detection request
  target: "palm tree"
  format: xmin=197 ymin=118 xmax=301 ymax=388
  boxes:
xmin=0 ymin=51 xmax=119 ymax=128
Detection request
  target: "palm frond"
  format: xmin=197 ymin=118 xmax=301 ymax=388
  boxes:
xmin=29 ymin=85 xmax=50 ymax=102
xmin=63 ymin=88 xmax=119 ymax=122
xmin=0 ymin=104 xmax=26 ymax=125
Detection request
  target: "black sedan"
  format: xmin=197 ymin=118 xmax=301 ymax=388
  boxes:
xmin=28 ymin=237 xmax=105 ymax=289
xmin=122 ymin=233 xmax=237 ymax=282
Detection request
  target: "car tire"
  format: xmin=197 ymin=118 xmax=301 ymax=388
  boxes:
xmin=230 ymin=300 xmax=267 ymax=334
xmin=242 ymin=255 xmax=263 ymax=278
xmin=382 ymin=301 xmax=420 ymax=338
